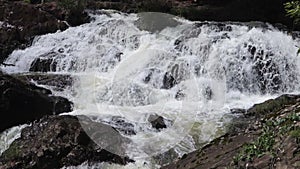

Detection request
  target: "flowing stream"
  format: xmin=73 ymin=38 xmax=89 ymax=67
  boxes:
xmin=1 ymin=10 xmax=300 ymax=169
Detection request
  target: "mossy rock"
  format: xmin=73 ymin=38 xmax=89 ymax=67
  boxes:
xmin=246 ymin=94 xmax=300 ymax=118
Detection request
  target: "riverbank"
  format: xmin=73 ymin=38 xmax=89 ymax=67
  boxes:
xmin=163 ymin=94 xmax=300 ymax=169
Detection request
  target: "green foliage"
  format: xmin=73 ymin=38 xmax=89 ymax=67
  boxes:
xmin=233 ymin=128 xmax=275 ymax=163
xmin=285 ymin=1 xmax=300 ymax=56
xmin=290 ymin=129 xmax=300 ymax=137
xmin=285 ymin=1 xmax=300 ymax=23
xmin=233 ymin=112 xmax=300 ymax=164
xmin=23 ymin=0 xmax=31 ymax=3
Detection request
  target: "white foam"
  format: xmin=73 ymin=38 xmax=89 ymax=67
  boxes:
xmin=1 ymin=10 xmax=300 ymax=169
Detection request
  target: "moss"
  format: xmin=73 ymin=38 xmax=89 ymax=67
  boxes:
xmin=2 ymin=142 xmax=20 ymax=160
xmin=247 ymin=95 xmax=299 ymax=117
xmin=290 ymin=129 xmax=300 ymax=138
xmin=233 ymin=130 xmax=275 ymax=163
xmin=233 ymin=111 xmax=300 ymax=165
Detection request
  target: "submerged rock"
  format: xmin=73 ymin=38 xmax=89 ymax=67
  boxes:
xmin=148 ymin=114 xmax=167 ymax=130
xmin=0 ymin=115 xmax=133 ymax=169
xmin=0 ymin=71 xmax=73 ymax=132
xmin=29 ymin=52 xmax=65 ymax=72
xmin=162 ymin=72 xmax=177 ymax=89
xmin=100 ymin=116 xmax=136 ymax=135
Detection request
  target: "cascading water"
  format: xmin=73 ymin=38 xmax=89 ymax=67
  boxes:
xmin=1 ymin=10 xmax=300 ymax=169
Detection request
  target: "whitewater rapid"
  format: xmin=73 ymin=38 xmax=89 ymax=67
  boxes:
xmin=1 ymin=10 xmax=300 ymax=169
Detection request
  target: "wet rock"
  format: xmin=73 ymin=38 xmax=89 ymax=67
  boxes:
xmin=135 ymin=12 xmax=180 ymax=33
xmin=203 ymin=86 xmax=213 ymax=100
xmin=0 ymin=1 xmax=70 ymax=63
xmin=230 ymin=108 xmax=246 ymax=114
xmin=246 ymin=94 xmax=300 ymax=118
xmin=143 ymin=68 xmax=163 ymax=89
xmin=148 ymin=114 xmax=167 ymax=130
xmin=29 ymin=57 xmax=57 ymax=72
xmin=100 ymin=116 xmax=136 ymax=135
xmin=162 ymin=61 xmax=190 ymax=89
xmin=175 ymin=89 xmax=185 ymax=100
xmin=144 ymin=71 xmax=153 ymax=83
xmin=227 ymin=42 xmax=290 ymax=94
xmin=29 ymin=52 xmax=65 ymax=72
xmin=0 ymin=71 xmax=73 ymax=132
xmin=0 ymin=0 xmax=90 ymax=63
xmin=162 ymin=72 xmax=177 ymax=89
xmin=16 ymin=73 xmax=74 ymax=92
xmin=0 ymin=115 xmax=133 ymax=169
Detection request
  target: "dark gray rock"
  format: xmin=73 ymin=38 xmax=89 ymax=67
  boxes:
xmin=0 ymin=0 xmax=90 ymax=63
xmin=0 ymin=71 xmax=73 ymax=133
xmin=99 ymin=116 xmax=136 ymax=135
xmin=0 ymin=115 xmax=133 ymax=169
xmin=29 ymin=52 xmax=64 ymax=72
xmin=148 ymin=114 xmax=167 ymax=130
xmin=16 ymin=73 xmax=74 ymax=92
xmin=162 ymin=72 xmax=177 ymax=89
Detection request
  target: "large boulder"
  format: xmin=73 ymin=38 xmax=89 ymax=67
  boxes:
xmin=0 ymin=71 xmax=73 ymax=132
xmin=0 ymin=115 xmax=133 ymax=169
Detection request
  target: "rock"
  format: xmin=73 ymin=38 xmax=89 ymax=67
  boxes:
xmin=230 ymin=108 xmax=246 ymax=114
xmin=250 ymin=154 xmax=273 ymax=168
xmin=203 ymin=86 xmax=213 ymax=100
xmin=0 ymin=71 xmax=73 ymax=132
xmin=100 ymin=116 xmax=136 ymax=135
xmin=175 ymin=89 xmax=185 ymax=100
xmin=16 ymin=73 xmax=74 ymax=92
xmin=162 ymin=72 xmax=177 ymax=89
xmin=29 ymin=52 xmax=64 ymax=72
xmin=0 ymin=115 xmax=133 ymax=169
xmin=246 ymin=94 xmax=300 ymax=118
xmin=162 ymin=94 xmax=300 ymax=169
xmin=86 ymin=0 xmax=297 ymax=31
xmin=0 ymin=0 xmax=90 ymax=63
xmin=30 ymin=57 xmax=57 ymax=72
xmin=0 ymin=1 xmax=70 ymax=63
xmin=148 ymin=114 xmax=167 ymax=130
xmin=135 ymin=12 xmax=180 ymax=33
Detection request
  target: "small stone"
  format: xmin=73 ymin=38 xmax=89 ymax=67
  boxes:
xmin=148 ymin=114 xmax=167 ymax=130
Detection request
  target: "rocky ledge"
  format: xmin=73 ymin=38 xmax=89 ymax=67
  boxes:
xmin=0 ymin=0 xmax=298 ymax=63
xmin=0 ymin=0 xmax=89 ymax=63
xmin=0 ymin=115 xmax=133 ymax=169
xmin=0 ymin=71 xmax=73 ymax=132
xmin=162 ymin=94 xmax=300 ymax=169
xmin=87 ymin=0 xmax=296 ymax=31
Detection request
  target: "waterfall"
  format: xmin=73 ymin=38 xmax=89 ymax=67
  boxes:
xmin=1 ymin=10 xmax=300 ymax=168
